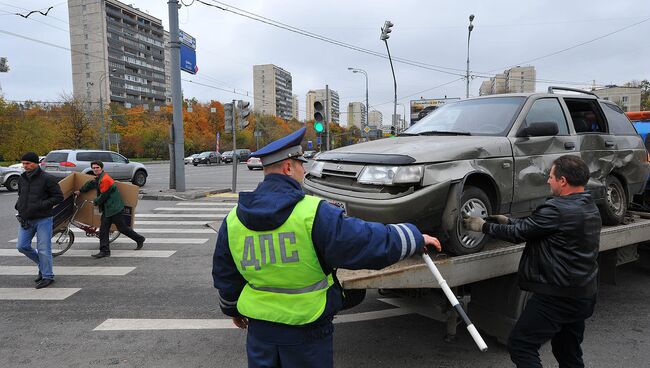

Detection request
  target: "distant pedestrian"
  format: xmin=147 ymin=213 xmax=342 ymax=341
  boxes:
xmin=15 ymin=151 xmax=63 ymax=289
xmin=75 ymin=161 xmax=144 ymax=258
xmin=212 ymin=128 xmax=441 ymax=368
xmin=463 ymin=155 xmax=601 ymax=368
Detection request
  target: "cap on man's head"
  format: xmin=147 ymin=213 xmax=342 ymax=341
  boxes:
xmin=251 ymin=127 xmax=308 ymax=166
xmin=21 ymin=152 xmax=39 ymax=164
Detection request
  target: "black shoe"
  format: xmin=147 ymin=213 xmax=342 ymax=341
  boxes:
xmin=135 ymin=238 xmax=145 ymax=250
xmin=91 ymin=252 xmax=110 ymax=258
xmin=34 ymin=272 xmax=42 ymax=283
xmin=35 ymin=279 xmax=54 ymax=289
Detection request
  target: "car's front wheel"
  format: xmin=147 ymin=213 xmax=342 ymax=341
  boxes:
xmin=445 ymin=185 xmax=492 ymax=256
xmin=600 ymin=176 xmax=627 ymax=225
xmin=5 ymin=176 xmax=19 ymax=191
xmin=131 ymin=170 xmax=147 ymax=187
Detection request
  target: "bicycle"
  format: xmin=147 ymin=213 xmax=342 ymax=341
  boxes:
xmin=51 ymin=194 xmax=121 ymax=257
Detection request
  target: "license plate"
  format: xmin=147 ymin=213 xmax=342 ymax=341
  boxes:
xmin=327 ymin=199 xmax=347 ymax=214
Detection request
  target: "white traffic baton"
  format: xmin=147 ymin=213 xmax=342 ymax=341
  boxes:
xmin=422 ymin=253 xmax=488 ymax=352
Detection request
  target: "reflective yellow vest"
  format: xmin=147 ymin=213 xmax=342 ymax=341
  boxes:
xmin=227 ymin=195 xmax=334 ymax=325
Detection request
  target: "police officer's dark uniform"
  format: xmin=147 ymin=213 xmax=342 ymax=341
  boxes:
xmin=212 ymin=128 xmax=430 ymax=368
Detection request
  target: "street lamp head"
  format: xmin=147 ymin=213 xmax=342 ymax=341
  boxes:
xmin=469 ymin=14 xmax=475 ymax=22
xmin=347 ymin=67 xmax=354 ymax=71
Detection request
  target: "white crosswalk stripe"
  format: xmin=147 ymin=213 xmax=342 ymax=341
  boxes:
xmin=0 ymin=288 xmax=82 ymax=300
xmin=136 ymin=214 xmax=226 ymax=218
xmin=0 ymin=249 xmax=175 ymax=258
xmin=70 ymin=228 xmax=213 ymax=234
xmin=0 ymin=266 xmax=135 ymax=276
xmin=154 ymin=207 xmax=232 ymax=212
xmin=135 ymin=221 xmax=213 ymax=225
xmin=10 ymin=238 xmax=208 ymax=244
xmin=175 ymin=202 xmax=235 ymax=207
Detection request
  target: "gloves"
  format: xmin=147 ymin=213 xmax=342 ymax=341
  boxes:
xmin=487 ymin=215 xmax=509 ymax=225
xmin=462 ymin=215 xmax=485 ymax=232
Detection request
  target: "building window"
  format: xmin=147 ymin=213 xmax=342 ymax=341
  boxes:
xmin=85 ymin=63 xmax=90 ymax=70
xmin=82 ymin=4 xmax=87 ymax=11
xmin=86 ymin=72 xmax=91 ymax=78
xmin=84 ymin=44 xmax=88 ymax=50
xmin=84 ymin=34 xmax=88 ymax=40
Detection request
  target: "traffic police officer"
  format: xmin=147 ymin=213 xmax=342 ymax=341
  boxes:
xmin=212 ymin=127 xmax=441 ymax=368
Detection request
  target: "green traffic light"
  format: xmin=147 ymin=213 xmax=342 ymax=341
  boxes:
xmin=314 ymin=121 xmax=324 ymax=133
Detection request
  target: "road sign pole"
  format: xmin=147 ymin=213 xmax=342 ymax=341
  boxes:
xmin=231 ymin=99 xmax=238 ymax=193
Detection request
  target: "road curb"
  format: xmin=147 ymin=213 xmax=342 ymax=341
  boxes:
xmin=139 ymin=188 xmax=232 ymax=201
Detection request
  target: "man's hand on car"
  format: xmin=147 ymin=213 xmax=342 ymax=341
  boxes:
xmin=462 ymin=215 xmax=485 ymax=232
xmin=487 ymin=214 xmax=509 ymax=225
xmin=422 ymin=234 xmax=442 ymax=253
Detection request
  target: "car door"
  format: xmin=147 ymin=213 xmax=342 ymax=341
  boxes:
xmin=110 ymin=152 xmax=130 ymax=179
xmin=509 ymin=97 xmax=577 ymax=216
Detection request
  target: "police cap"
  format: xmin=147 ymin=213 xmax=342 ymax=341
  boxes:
xmin=251 ymin=127 xmax=308 ymax=166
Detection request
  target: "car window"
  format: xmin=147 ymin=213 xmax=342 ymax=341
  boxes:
xmin=45 ymin=152 xmax=68 ymax=163
xmin=523 ymin=98 xmax=569 ymax=135
xmin=601 ymin=102 xmax=637 ymax=135
xmin=406 ymin=97 xmax=525 ymax=136
xmin=98 ymin=152 xmax=113 ymax=162
xmin=111 ymin=153 xmax=127 ymax=164
xmin=564 ymin=99 xmax=607 ymax=134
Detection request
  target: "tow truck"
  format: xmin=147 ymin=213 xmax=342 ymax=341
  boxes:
xmin=338 ymin=214 xmax=650 ymax=344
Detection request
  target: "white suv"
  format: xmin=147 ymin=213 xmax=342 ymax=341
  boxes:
xmin=42 ymin=150 xmax=148 ymax=186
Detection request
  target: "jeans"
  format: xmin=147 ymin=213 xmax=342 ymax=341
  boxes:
xmin=99 ymin=211 xmax=144 ymax=254
xmin=16 ymin=216 xmax=54 ymax=280
xmin=508 ymin=293 xmax=597 ymax=368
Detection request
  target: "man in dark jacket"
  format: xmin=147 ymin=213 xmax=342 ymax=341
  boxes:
xmin=212 ymin=128 xmax=441 ymax=368
xmin=75 ymin=160 xmax=145 ymax=258
xmin=15 ymin=152 xmax=63 ymax=289
xmin=463 ymin=155 xmax=601 ymax=368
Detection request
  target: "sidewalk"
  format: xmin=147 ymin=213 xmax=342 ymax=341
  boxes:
xmin=139 ymin=187 xmax=232 ymax=201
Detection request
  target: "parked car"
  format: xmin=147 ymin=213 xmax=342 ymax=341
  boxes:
xmin=246 ymin=157 xmax=263 ymax=170
xmin=0 ymin=166 xmax=21 ymax=191
xmin=42 ymin=149 xmax=148 ymax=186
xmin=184 ymin=153 xmax=200 ymax=165
xmin=303 ymin=150 xmax=318 ymax=159
xmin=222 ymin=149 xmax=251 ymax=163
xmin=304 ymin=87 xmax=650 ymax=255
xmin=8 ymin=156 xmax=45 ymax=170
xmin=193 ymin=151 xmax=221 ymax=166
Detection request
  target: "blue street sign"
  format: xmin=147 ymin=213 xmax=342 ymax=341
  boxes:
xmin=180 ymin=43 xmax=197 ymax=74
xmin=317 ymin=136 xmax=321 ymax=145
xmin=307 ymin=140 xmax=313 ymax=149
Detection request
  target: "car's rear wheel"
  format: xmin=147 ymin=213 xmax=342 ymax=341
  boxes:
xmin=445 ymin=185 xmax=492 ymax=255
xmin=131 ymin=170 xmax=147 ymax=187
xmin=5 ymin=176 xmax=19 ymax=191
xmin=600 ymin=176 xmax=627 ymax=225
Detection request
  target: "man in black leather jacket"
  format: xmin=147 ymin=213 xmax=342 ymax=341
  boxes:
xmin=15 ymin=152 xmax=63 ymax=289
xmin=463 ymin=155 xmax=601 ymax=368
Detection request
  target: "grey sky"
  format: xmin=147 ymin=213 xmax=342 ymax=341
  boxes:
xmin=0 ymin=0 xmax=648 ymax=126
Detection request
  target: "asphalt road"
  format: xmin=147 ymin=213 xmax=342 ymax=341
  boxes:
xmin=144 ymin=161 xmax=265 ymax=193
xmin=1 ymin=173 xmax=650 ymax=367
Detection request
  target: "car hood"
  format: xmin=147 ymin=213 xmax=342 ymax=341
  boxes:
xmin=316 ymin=135 xmax=512 ymax=164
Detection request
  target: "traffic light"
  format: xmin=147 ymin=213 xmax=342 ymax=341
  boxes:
xmin=313 ymin=100 xmax=325 ymax=133
xmin=237 ymin=100 xmax=251 ymax=129
xmin=390 ymin=126 xmax=396 ymax=135
xmin=224 ymin=103 xmax=233 ymax=132
xmin=380 ymin=20 xmax=393 ymax=41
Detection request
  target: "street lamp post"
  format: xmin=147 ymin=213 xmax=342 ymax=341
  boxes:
xmin=348 ymin=67 xmax=369 ymax=141
xmin=465 ymin=14 xmax=475 ymax=99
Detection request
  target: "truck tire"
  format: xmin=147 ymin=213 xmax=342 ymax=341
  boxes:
xmin=131 ymin=170 xmax=147 ymax=187
xmin=600 ymin=176 xmax=627 ymax=225
xmin=445 ymin=185 xmax=492 ymax=255
xmin=5 ymin=176 xmax=19 ymax=191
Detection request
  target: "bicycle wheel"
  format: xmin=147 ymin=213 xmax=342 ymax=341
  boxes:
xmin=108 ymin=230 xmax=121 ymax=244
xmin=52 ymin=228 xmax=74 ymax=257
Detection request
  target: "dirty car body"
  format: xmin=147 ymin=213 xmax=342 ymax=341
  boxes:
xmin=303 ymin=89 xmax=649 ymax=255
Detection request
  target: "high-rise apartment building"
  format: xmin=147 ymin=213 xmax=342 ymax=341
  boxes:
xmin=68 ymin=0 xmax=167 ymax=109
xmin=368 ymin=110 xmax=383 ymax=127
xmin=292 ymin=94 xmax=299 ymax=120
xmin=480 ymin=66 xmax=536 ymax=95
xmin=347 ymin=102 xmax=366 ymax=129
xmin=306 ymin=89 xmax=340 ymax=124
xmin=253 ymin=64 xmax=293 ymax=120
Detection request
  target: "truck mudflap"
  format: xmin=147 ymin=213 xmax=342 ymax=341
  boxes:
xmin=338 ymin=216 xmax=650 ymax=290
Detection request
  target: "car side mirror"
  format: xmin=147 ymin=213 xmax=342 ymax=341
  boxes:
xmin=125 ymin=158 xmax=130 ymax=163
xmin=518 ymin=122 xmax=559 ymax=137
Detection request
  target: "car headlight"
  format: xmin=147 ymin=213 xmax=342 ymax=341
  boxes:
xmin=308 ymin=161 xmax=325 ymax=178
xmin=357 ymin=165 xmax=423 ymax=185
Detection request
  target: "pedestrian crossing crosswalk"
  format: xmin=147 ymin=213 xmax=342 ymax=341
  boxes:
xmin=0 ymin=199 xmax=235 ymax=301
